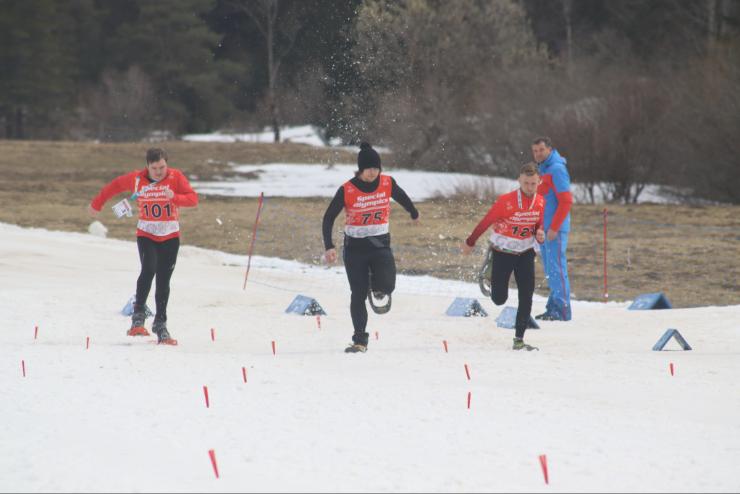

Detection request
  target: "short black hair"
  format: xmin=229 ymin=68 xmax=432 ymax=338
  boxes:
xmin=146 ymin=148 xmax=168 ymax=164
xmin=531 ymin=136 xmax=552 ymax=148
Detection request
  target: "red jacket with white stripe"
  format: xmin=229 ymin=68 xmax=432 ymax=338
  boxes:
xmin=466 ymin=189 xmax=544 ymax=253
xmin=90 ymin=168 xmax=198 ymax=242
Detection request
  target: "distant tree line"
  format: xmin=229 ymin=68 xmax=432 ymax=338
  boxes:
xmin=1 ymin=0 xmax=738 ymax=203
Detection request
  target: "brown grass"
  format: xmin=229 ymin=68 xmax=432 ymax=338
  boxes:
xmin=1 ymin=139 xmax=739 ymax=308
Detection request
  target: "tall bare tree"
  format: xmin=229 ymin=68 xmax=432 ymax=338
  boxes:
xmin=232 ymin=0 xmax=304 ymax=142
xmin=353 ymin=0 xmax=546 ymax=171
xmin=562 ymin=0 xmax=573 ymax=79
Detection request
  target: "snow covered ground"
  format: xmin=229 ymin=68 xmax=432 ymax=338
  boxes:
xmin=191 ymin=162 xmax=674 ymax=203
xmin=2 ymin=222 xmax=739 ymax=492
xmin=183 ymin=125 xmax=334 ymax=148
xmin=183 ymin=126 xmax=675 ymax=203
xmin=182 ymin=125 xmax=388 ymax=154
xmin=192 ymin=163 xmax=520 ymax=201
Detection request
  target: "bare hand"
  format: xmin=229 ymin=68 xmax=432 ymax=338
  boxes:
xmin=165 ymin=188 xmax=175 ymax=200
xmin=324 ymin=248 xmax=337 ymax=264
xmin=546 ymin=229 xmax=558 ymax=242
xmin=88 ymin=205 xmax=100 ymax=218
xmin=461 ymin=242 xmax=474 ymax=256
xmin=536 ymin=228 xmax=545 ymax=243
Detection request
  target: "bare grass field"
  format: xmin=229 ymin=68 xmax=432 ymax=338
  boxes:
xmin=1 ymin=140 xmax=738 ymax=307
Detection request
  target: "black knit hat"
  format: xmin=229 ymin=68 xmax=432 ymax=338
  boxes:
xmin=357 ymin=142 xmax=381 ymax=171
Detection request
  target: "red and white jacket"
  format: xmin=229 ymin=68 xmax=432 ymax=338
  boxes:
xmin=466 ymin=188 xmax=545 ymax=253
xmin=90 ymin=168 xmax=198 ymax=242
xmin=343 ymin=174 xmax=393 ymax=238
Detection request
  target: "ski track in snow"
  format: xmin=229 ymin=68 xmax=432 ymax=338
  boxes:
xmin=1 ymin=222 xmax=739 ymax=492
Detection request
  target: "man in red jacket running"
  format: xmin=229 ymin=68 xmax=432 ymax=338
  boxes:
xmin=88 ymin=148 xmax=198 ymax=345
xmin=462 ymin=163 xmax=545 ymax=350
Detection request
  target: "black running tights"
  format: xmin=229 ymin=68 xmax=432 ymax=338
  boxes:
xmin=135 ymin=236 xmax=180 ymax=321
xmin=491 ymin=249 xmax=535 ymax=339
xmin=343 ymin=247 xmax=396 ymax=341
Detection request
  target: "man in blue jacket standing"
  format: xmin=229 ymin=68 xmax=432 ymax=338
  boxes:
xmin=531 ymin=137 xmax=573 ymax=321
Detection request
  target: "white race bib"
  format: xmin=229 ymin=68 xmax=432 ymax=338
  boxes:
xmin=111 ymin=198 xmax=133 ymax=218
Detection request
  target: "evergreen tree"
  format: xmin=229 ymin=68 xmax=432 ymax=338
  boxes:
xmin=0 ymin=0 xmax=85 ymax=138
xmin=106 ymin=0 xmax=240 ymax=134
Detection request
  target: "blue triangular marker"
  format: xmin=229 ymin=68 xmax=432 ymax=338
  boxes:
xmin=121 ymin=295 xmax=153 ymax=317
xmin=285 ymin=295 xmax=327 ymax=316
xmin=652 ymin=329 xmax=692 ymax=351
xmin=495 ymin=306 xmax=540 ymax=330
xmin=628 ymin=292 xmax=673 ymax=310
xmin=445 ymin=298 xmax=488 ymax=317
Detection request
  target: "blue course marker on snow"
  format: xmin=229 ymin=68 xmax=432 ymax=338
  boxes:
xmin=652 ymin=328 xmax=692 ymax=351
xmin=628 ymin=292 xmax=673 ymax=310
xmin=445 ymin=298 xmax=488 ymax=317
xmin=495 ymin=306 xmax=540 ymax=330
xmin=121 ymin=295 xmax=153 ymax=317
xmin=285 ymin=295 xmax=327 ymax=316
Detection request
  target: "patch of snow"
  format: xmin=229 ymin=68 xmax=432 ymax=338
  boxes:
xmin=2 ymin=222 xmax=739 ymax=491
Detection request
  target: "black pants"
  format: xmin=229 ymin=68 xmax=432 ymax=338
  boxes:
xmin=343 ymin=246 xmax=396 ymax=345
xmin=135 ymin=236 xmax=180 ymax=321
xmin=491 ymin=249 xmax=535 ymax=339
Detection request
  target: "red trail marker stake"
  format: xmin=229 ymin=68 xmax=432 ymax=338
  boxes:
xmin=208 ymin=449 xmax=220 ymax=479
xmin=203 ymin=385 xmax=210 ymax=408
xmin=211 ymin=328 xmax=215 ymax=342
xmin=539 ymin=454 xmax=549 ymax=484
xmin=271 ymin=340 xmax=276 ymax=355
xmin=374 ymin=331 xmax=379 ymax=340
xmin=464 ymin=364 xmax=471 ymax=380
xmin=443 ymin=340 xmax=448 ymax=353
xmin=467 ymin=391 xmax=471 ymax=409
xmin=316 ymin=315 xmax=321 ymax=330
xmin=21 ymin=359 xmax=26 ymax=377
xmin=669 ymin=362 xmax=675 ymax=376
xmin=242 ymin=366 xmax=247 ymax=383
xmin=86 ymin=337 xmax=90 ymax=350
xmin=34 ymin=325 xmax=38 ymax=340
xmin=243 ymin=192 xmax=265 ymax=290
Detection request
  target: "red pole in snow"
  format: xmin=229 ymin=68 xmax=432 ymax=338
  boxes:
xmin=34 ymin=325 xmax=38 ymax=340
xmin=467 ymin=391 xmax=471 ymax=409
xmin=203 ymin=386 xmax=210 ymax=408
xmin=242 ymin=367 xmax=247 ymax=383
xmin=316 ymin=315 xmax=321 ymax=330
xmin=464 ymin=364 xmax=471 ymax=381
xmin=243 ymin=192 xmax=265 ymax=290
xmin=271 ymin=340 xmax=276 ymax=355
xmin=669 ymin=362 xmax=675 ymax=376
xmin=211 ymin=328 xmax=215 ymax=342
xmin=21 ymin=360 xmax=26 ymax=377
xmin=443 ymin=340 xmax=448 ymax=353
xmin=539 ymin=454 xmax=549 ymax=484
xmin=86 ymin=337 xmax=90 ymax=350
xmin=208 ymin=449 xmax=220 ymax=479
xmin=603 ymin=208 xmax=608 ymax=302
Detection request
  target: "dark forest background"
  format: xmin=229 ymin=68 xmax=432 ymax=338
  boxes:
xmin=1 ymin=0 xmax=739 ymax=202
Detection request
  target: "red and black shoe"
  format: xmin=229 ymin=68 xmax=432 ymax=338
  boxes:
xmin=127 ymin=326 xmax=150 ymax=337
xmin=127 ymin=309 xmax=150 ymax=336
xmin=153 ymin=318 xmax=178 ymax=346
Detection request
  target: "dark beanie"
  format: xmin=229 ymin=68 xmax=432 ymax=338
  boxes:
xmin=357 ymin=142 xmax=381 ymax=171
